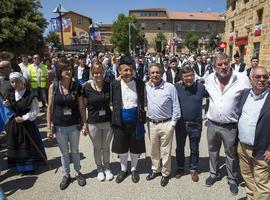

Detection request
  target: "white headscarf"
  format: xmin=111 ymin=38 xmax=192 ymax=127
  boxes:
xmin=9 ymin=72 xmax=25 ymax=84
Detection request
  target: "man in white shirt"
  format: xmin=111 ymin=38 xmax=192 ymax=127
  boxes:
xmin=18 ymin=55 xmax=29 ymax=78
xmin=204 ymin=53 xmax=250 ymax=195
xmin=110 ymin=54 xmax=146 ymax=184
xmin=238 ymin=66 xmax=270 ymax=200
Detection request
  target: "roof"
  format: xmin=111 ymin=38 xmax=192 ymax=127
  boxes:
xmin=129 ymin=8 xmax=167 ymax=12
xmin=168 ymin=12 xmax=225 ymax=21
xmin=129 ymin=8 xmax=225 ymax=22
xmin=62 ymin=11 xmax=92 ymax=21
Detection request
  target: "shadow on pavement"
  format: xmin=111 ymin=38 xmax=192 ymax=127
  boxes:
xmin=2 ymin=176 xmax=38 ymax=197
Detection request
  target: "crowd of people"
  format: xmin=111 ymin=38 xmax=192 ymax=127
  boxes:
xmin=0 ymin=49 xmax=269 ymax=200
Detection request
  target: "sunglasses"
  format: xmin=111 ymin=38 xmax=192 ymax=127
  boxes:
xmin=216 ymin=62 xmax=229 ymax=66
xmin=33 ymin=57 xmax=40 ymax=59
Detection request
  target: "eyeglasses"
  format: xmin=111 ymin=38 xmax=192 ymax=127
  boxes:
xmin=252 ymin=75 xmax=269 ymax=81
xmin=33 ymin=57 xmax=40 ymax=59
xmin=216 ymin=62 xmax=229 ymax=66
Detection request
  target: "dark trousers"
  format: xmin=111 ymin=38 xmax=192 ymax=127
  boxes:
xmin=175 ymin=120 xmax=202 ymax=171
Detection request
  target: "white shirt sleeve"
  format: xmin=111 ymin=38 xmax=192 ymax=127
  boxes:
xmin=22 ymin=97 xmax=39 ymax=121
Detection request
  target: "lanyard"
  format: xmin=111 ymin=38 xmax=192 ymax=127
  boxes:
xmin=59 ymin=81 xmax=72 ymax=107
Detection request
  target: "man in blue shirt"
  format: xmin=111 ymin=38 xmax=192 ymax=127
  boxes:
xmin=145 ymin=63 xmax=181 ymax=187
xmin=174 ymin=66 xmax=208 ymax=182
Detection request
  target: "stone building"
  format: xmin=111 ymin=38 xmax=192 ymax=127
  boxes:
xmin=129 ymin=8 xmax=225 ymax=53
xmin=224 ymin=0 xmax=270 ymax=69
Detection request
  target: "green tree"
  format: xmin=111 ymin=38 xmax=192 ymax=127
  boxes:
xmin=184 ymin=32 xmax=199 ymax=53
xmin=111 ymin=13 xmax=143 ymax=53
xmin=0 ymin=0 xmax=48 ymax=55
xmin=153 ymin=32 xmax=167 ymax=52
xmin=207 ymin=30 xmax=220 ymax=52
xmin=45 ymin=32 xmax=61 ymax=49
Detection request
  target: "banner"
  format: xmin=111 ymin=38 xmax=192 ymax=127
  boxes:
xmin=50 ymin=17 xmax=72 ymax=32
xmin=254 ymin=24 xmax=262 ymax=36
xmin=0 ymin=96 xmax=14 ymax=132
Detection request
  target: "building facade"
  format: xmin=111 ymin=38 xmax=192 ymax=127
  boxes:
xmin=224 ymin=0 xmax=270 ymax=69
xmin=54 ymin=11 xmax=92 ymax=46
xmin=129 ymin=8 xmax=225 ymax=53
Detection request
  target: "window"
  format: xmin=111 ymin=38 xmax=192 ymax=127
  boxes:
xmin=253 ymin=42 xmax=260 ymax=58
xmin=257 ymin=9 xmax=263 ymax=24
xmin=231 ymin=0 xmax=236 ymax=11
xmin=176 ymin=24 xmax=182 ymax=31
xmin=206 ymin=24 xmax=212 ymax=32
xmin=157 ymin=23 xmax=162 ymax=30
xmin=191 ymin=24 xmax=195 ymax=31
xmin=231 ymin=21 xmax=235 ymax=32
xmin=77 ymin=18 xmax=83 ymax=25
xmin=141 ymin=23 xmax=146 ymax=30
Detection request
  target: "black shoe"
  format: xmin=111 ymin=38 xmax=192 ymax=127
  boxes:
xmin=116 ymin=171 xmax=128 ymax=183
xmin=160 ymin=176 xmax=170 ymax=187
xmin=131 ymin=171 xmax=140 ymax=183
xmin=76 ymin=173 xmax=86 ymax=187
xmin=60 ymin=175 xmax=71 ymax=190
xmin=229 ymin=183 xmax=238 ymax=195
xmin=205 ymin=176 xmax=221 ymax=187
xmin=146 ymin=172 xmax=162 ymax=181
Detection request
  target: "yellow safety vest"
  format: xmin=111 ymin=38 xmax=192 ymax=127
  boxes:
xmin=28 ymin=64 xmax=47 ymax=88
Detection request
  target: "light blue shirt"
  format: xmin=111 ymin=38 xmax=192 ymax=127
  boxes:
xmin=146 ymin=80 xmax=181 ymax=126
xmin=238 ymin=89 xmax=269 ymax=145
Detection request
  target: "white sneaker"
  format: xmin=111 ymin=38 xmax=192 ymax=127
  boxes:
xmin=105 ymin=170 xmax=114 ymax=181
xmin=97 ymin=172 xmax=105 ymax=181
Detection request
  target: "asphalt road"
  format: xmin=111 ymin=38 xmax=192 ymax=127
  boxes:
xmin=0 ymin=111 xmax=246 ymax=200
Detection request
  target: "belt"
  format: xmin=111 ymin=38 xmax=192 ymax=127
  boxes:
xmin=148 ymin=118 xmax=171 ymax=124
xmin=208 ymin=119 xmax=237 ymax=128
xmin=241 ymin=143 xmax=253 ymax=149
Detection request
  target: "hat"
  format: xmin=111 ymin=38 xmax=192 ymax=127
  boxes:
xmin=170 ymin=57 xmax=177 ymax=64
xmin=119 ymin=54 xmax=134 ymax=66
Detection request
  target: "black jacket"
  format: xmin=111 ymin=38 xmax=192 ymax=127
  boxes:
xmin=239 ymin=89 xmax=270 ymax=160
xmin=110 ymin=79 xmax=146 ymax=127
xmin=193 ymin=63 xmax=206 ymax=77
xmin=231 ymin=63 xmax=246 ymax=72
xmin=166 ymin=68 xmax=182 ymax=84
xmin=73 ymin=65 xmax=90 ymax=83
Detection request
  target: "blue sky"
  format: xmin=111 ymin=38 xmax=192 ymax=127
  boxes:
xmin=41 ymin=0 xmax=226 ymax=33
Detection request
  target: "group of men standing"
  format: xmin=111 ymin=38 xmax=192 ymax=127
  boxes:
xmin=110 ymin=52 xmax=269 ymax=200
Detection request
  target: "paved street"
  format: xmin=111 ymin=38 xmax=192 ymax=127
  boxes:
xmin=0 ymin=112 xmax=246 ymax=200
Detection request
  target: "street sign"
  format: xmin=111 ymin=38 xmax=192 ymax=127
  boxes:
xmin=219 ymin=42 xmax=227 ymax=48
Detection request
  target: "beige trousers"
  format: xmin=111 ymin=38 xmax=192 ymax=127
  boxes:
xmin=238 ymin=143 xmax=270 ymax=200
xmin=149 ymin=121 xmax=174 ymax=177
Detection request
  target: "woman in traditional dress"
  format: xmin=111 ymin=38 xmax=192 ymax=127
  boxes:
xmin=4 ymin=72 xmax=46 ymax=174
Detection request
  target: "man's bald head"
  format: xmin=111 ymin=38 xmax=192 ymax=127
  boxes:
xmin=0 ymin=61 xmax=11 ymax=77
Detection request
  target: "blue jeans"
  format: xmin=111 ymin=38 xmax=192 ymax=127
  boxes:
xmin=55 ymin=125 xmax=81 ymax=175
xmin=175 ymin=120 xmax=202 ymax=171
